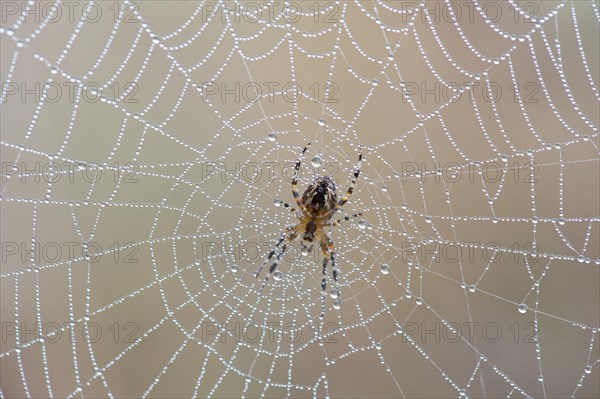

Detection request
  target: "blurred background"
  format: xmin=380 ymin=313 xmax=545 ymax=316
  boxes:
xmin=1 ymin=1 xmax=599 ymax=398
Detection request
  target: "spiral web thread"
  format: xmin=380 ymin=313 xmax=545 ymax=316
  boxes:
xmin=0 ymin=1 xmax=599 ymax=398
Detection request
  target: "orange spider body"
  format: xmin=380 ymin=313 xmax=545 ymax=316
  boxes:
xmin=255 ymin=144 xmax=363 ymax=318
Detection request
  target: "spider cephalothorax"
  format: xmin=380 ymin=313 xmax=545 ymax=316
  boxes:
xmin=255 ymin=143 xmax=363 ymax=318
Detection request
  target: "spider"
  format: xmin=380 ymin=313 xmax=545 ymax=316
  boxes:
xmin=255 ymin=143 xmax=363 ymax=318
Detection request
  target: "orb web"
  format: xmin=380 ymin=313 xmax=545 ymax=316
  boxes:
xmin=1 ymin=1 xmax=599 ymax=398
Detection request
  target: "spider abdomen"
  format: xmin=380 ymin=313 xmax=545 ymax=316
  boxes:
xmin=302 ymin=176 xmax=337 ymax=215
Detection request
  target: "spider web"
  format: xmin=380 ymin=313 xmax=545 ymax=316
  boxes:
xmin=1 ymin=0 xmax=599 ymax=398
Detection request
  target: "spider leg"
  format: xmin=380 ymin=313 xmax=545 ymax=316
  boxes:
xmin=256 ymin=226 xmax=298 ymax=293
xmin=336 ymin=149 xmax=362 ymax=209
xmin=326 ymin=213 xmax=363 ymax=227
xmin=319 ymin=234 xmax=339 ymax=318
xmin=292 ymin=143 xmax=311 ymax=212
xmin=324 ymin=234 xmax=340 ymax=294
xmin=320 ymin=248 xmax=329 ymax=319
xmin=278 ymin=200 xmax=301 ymax=218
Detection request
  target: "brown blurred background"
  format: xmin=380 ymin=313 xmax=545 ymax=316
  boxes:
xmin=1 ymin=1 xmax=598 ymax=398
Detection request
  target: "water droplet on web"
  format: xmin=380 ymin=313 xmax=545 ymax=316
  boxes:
xmin=318 ymin=118 xmax=326 ymax=127
xmin=577 ymin=255 xmax=585 ymax=263
xmin=50 ymin=67 xmax=58 ymax=75
xmin=518 ymin=303 xmax=528 ymax=314
xmin=469 ymin=285 xmax=476 ymax=293
xmin=425 ymin=216 xmax=432 ymax=223
xmin=380 ymin=264 xmax=390 ymax=275
xmin=585 ymin=365 xmax=592 ymax=374
xmin=230 ymin=264 xmax=238 ymax=273
xmin=311 ymin=156 xmax=322 ymax=168
xmin=538 ymin=375 xmax=544 ymax=382
xmin=381 ymin=185 xmax=388 ymax=192
xmin=333 ymin=299 xmax=341 ymax=309
xmin=357 ymin=219 xmax=367 ymax=229
xmin=416 ymin=297 xmax=423 ymax=305
xmin=273 ymin=271 xmax=282 ymax=281
xmin=558 ymin=218 xmax=565 ymax=225
xmin=151 ymin=35 xmax=161 ymax=44
xmin=268 ymin=133 xmax=277 ymax=141
xmin=374 ymin=342 xmax=382 ymax=350
xmin=301 ymin=247 xmax=309 ymax=256
xmin=330 ymin=289 xmax=339 ymax=298
xmin=372 ymin=79 xmax=379 ymax=86
xmin=274 ymin=198 xmax=282 ymax=207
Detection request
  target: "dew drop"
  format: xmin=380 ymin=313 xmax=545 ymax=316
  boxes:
xmin=301 ymin=247 xmax=309 ymax=256
xmin=585 ymin=365 xmax=592 ymax=374
xmin=380 ymin=264 xmax=390 ymax=275
xmin=381 ymin=185 xmax=388 ymax=192
xmin=50 ymin=67 xmax=58 ymax=75
xmin=357 ymin=219 xmax=367 ymax=229
xmin=469 ymin=285 xmax=476 ymax=293
xmin=518 ymin=303 xmax=528 ymax=314
xmin=374 ymin=342 xmax=382 ymax=350
xmin=274 ymin=198 xmax=283 ymax=207
xmin=415 ymin=297 xmax=423 ymax=305
xmin=230 ymin=264 xmax=238 ymax=273
xmin=318 ymin=118 xmax=326 ymax=127
xmin=425 ymin=215 xmax=432 ymax=223
xmin=311 ymin=156 xmax=322 ymax=168
xmin=577 ymin=255 xmax=585 ymax=263
xmin=273 ymin=271 xmax=283 ymax=281
xmin=538 ymin=375 xmax=544 ymax=382
xmin=330 ymin=289 xmax=339 ymax=299
xmin=333 ymin=299 xmax=341 ymax=309
xmin=558 ymin=218 xmax=565 ymax=225
xmin=151 ymin=35 xmax=161 ymax=44
xmin=268 ymin=133 xmax=277 ymax=142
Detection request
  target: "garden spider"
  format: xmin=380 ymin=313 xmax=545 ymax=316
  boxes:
xmin=255 ymin=143 xmax=363 ymax=318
